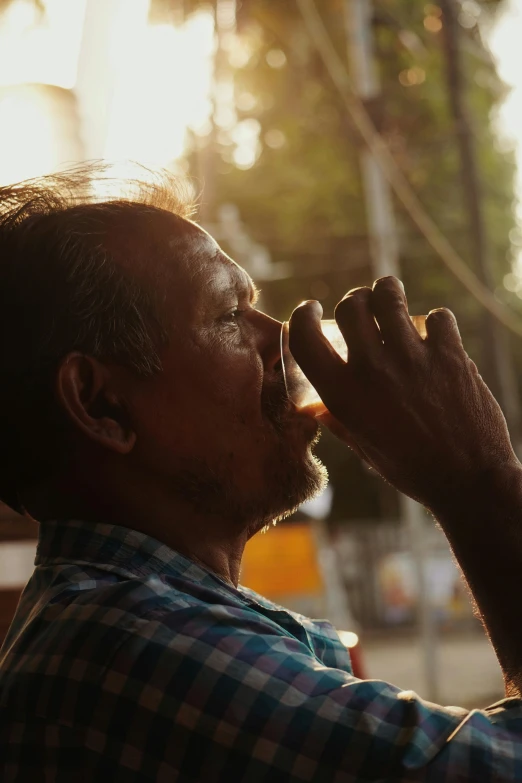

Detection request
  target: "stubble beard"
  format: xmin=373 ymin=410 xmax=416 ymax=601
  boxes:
xmin=168 ymin=432 xmax=328 ymax=536
xmin=252 ymin=432 xmax=328 ymax=534
xmin=248 ymin=375 xmax=329 ymax=528
xmin=170 ymin=374 xmax=328 ymax=533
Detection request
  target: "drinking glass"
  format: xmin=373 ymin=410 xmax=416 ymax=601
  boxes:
xmin=281 ymin=315 xmax=427 ymax=414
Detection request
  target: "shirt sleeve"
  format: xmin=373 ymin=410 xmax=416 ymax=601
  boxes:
xmin=94 ymin=604 xmax=522 ymax=782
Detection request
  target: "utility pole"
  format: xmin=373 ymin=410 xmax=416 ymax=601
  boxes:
xmin=199 ymin=0 xmax=237 ymax=226
xmin=344 ymin=0 xmax=439 ymax=702
xmin=439 ymin=0 xmax=521 ymax=449
xmin=343 ymin=0 xmax=399 ymax=280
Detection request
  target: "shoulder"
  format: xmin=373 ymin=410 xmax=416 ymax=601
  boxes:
xmin=9 ymin=572 xmax=312 ymax=676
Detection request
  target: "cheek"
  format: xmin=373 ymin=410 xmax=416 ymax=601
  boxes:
xmin=133 ymin=345 xmax=266 ymax=450
xmin=187 ymin=337 xmax=265 ymax=414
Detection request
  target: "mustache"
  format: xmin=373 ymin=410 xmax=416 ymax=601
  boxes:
xmin=262 ymin=372 xmax=293 ymax=429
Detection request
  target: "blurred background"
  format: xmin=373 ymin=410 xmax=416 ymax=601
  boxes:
xmin=1 ymin=0 xmax=522 ymax=708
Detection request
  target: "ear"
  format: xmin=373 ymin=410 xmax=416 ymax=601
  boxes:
xmin=56 ymin=353 xmax=137 ymax=454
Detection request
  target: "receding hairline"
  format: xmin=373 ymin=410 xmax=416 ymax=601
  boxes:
xmin=85 ymin=202 xmax=215 ymax=291
xmin=0 ymin=162 xmax=197 ymax=219
xmin=0 ymin=166 xmax=203 ymax=509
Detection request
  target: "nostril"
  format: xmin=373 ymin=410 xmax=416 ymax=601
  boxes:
xmin=273 ymin=358 xmax=283 ymax=374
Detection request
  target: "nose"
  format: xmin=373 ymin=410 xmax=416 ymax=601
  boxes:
xmin=254 ymin=311 xmax=283 ymax=373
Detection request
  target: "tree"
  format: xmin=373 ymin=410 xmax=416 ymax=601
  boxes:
xmin=184 ymin=0 xmax=517 ymax=522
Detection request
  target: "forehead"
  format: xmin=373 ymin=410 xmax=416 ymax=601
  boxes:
xmin=158 ymin=217 xmax=254 ymax=307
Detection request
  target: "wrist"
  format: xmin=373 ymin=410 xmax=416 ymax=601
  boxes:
xmin=427 ymin=458 xmax=522 ymax=520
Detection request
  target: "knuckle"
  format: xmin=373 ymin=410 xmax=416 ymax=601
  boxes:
xmin=288 ymin=309 xmax=304 ymax=331
xmin=427 ymin=307 xmax=454 ymax=323
xmin=437 ymin=341 xmax=465 ymax=367
xmin=372 ymin=278 xmax=405 ymax=308
xmin=289 ymin=301 xmax=315 ymax=330
xmin=373 ymin=276 xmax=402 ymax=292
xmin=374 ymin=276 xmax=397 ymax=285
xmin=346 ymin=286 xmax=372 ymax=298
xmin=336 ymin=287 xmax=371 ymax=317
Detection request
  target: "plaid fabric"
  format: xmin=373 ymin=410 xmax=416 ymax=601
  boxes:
xmin=1 ymin=520 xmax=522 ymax=781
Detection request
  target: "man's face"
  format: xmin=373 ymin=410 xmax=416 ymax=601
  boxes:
xmin=128 ymin=217 xmax=327 ymax=533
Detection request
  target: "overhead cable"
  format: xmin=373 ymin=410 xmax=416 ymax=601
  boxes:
xmin=296 ymin=0 xmax=522 ymax=337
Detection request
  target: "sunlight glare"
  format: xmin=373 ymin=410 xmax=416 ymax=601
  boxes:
xmin=104 ymin=10 xmax=216 ymax=166
xmin=0 ymin=0 xmax=86 ymax=89
xmin=0 ymin=89 xmax=56 ymax=182
xmin=338 ymin=630 xmax=359 ymax=649
xmin=489 ymin=0 xmax=522 ymax=275
xmin=231 ymin=118 xmax=261 ymax=169
xmin=0 ymin=0 xmax=256 ymax=188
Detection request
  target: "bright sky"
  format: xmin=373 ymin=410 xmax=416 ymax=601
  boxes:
xmin=0 ymin=0 xmax=86 ymax=89
xmin=0 ymin=0 xmax=262 ymax=186
xmin=0 ymin=0 xmax=518 ymax=227
xmin=0 ymin=0 xmax=219 ymax=182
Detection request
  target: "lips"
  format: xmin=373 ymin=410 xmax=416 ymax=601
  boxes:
xmin=262 ymin=375 xmax=319 ymax=440
xmin=262 ymin=375 xmax=294 ymax=425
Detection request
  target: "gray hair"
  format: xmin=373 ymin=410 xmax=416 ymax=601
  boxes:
xmin=0 ymin=162 xmax=197 ymax=508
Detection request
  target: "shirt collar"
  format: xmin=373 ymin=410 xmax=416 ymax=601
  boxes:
xmin=33 ymin=519 xmax=350 ymax=667
xmin=35 ymin=519 xmax=231 ymax=592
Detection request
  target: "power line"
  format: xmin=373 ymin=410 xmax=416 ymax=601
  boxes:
xmin=296 ymin=0 xmax=522 ymax=338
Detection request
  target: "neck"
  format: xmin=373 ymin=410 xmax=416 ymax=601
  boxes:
xmin=122 ymin=507 xmax=249 ymax=586
xmin=27 ymin=475 xmax=253 ymax=587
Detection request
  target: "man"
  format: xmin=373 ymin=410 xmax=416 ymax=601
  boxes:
xmin=0 ymin=166 xmax=522 ymax=781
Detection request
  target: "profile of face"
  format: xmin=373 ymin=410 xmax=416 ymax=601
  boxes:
xmin=120 ymin=214 xmax=327 ymax=535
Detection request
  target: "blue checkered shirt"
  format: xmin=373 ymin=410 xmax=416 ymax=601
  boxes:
xmin=1 ymin=520 xmax=522 ymax=781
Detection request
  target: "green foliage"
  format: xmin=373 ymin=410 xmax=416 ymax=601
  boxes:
xmin=187 ymin=0 xmax=518 ymax=521
xmin=195 ymin=1 xmax=516 ymax=315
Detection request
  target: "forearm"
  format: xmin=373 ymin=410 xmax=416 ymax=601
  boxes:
xmin=430 ymin=461 xmax=522 ymax=696
xmin=290 ymin=280 xmax=522 ymax=693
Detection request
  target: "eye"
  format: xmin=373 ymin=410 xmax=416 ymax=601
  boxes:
xmin=221 ymin=308 xmax=245 ymax=325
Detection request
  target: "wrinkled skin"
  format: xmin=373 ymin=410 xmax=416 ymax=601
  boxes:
xmin=123 ymin=224 xmax=327 ymax=530
xmin=40 ymin=207 xmax=522 ymax=695
xmin=289 ymin=278 xmax=518 ymax=511
xmin=289 ymin=276 xmax=522 ymax=695
xmin=49 ymin=214 xmax=326 ymax=586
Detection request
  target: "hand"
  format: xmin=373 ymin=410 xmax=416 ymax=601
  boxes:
xmin=289 ymin=277 xmax=519 ymax=510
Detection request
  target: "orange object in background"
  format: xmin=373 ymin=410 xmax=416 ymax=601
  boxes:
xmin=241 ymin=522 xmax=323 ymax=598
xmin=242 ymin=522 xmax=367 ymax=679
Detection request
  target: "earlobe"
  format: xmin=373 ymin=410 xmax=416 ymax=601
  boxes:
xmin=56 ymin=353 xmax=136 ymax=454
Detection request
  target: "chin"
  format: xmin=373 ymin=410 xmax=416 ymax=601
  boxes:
xmin=260 ymin=446 xmax=329 ymax=527
xmin=300 ymin=450 xmax=329 ymax=502
xmin=252 ymin=457 xmax=328 ymax=537
xmin=244 ymin=439 xmax=329 ymax=537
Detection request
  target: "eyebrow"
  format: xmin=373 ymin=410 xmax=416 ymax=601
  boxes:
xmin=234 ymin=274 xmax=260 ymax=305
xmin=250 ymin=283 xmax=261 ymax=305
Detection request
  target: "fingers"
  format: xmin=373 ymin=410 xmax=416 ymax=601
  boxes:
xmin=425 ymin=308 xmax=463 ymax=350
xmin=288 ymin=300 xmax=345 ymax=398
xmin=334 ymin=287 xmax=383 ymax=364
xmin=316 ymin=410 xmax=372 ymax=464
xmin=371 ymin=277 xmax=421 ymax=353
